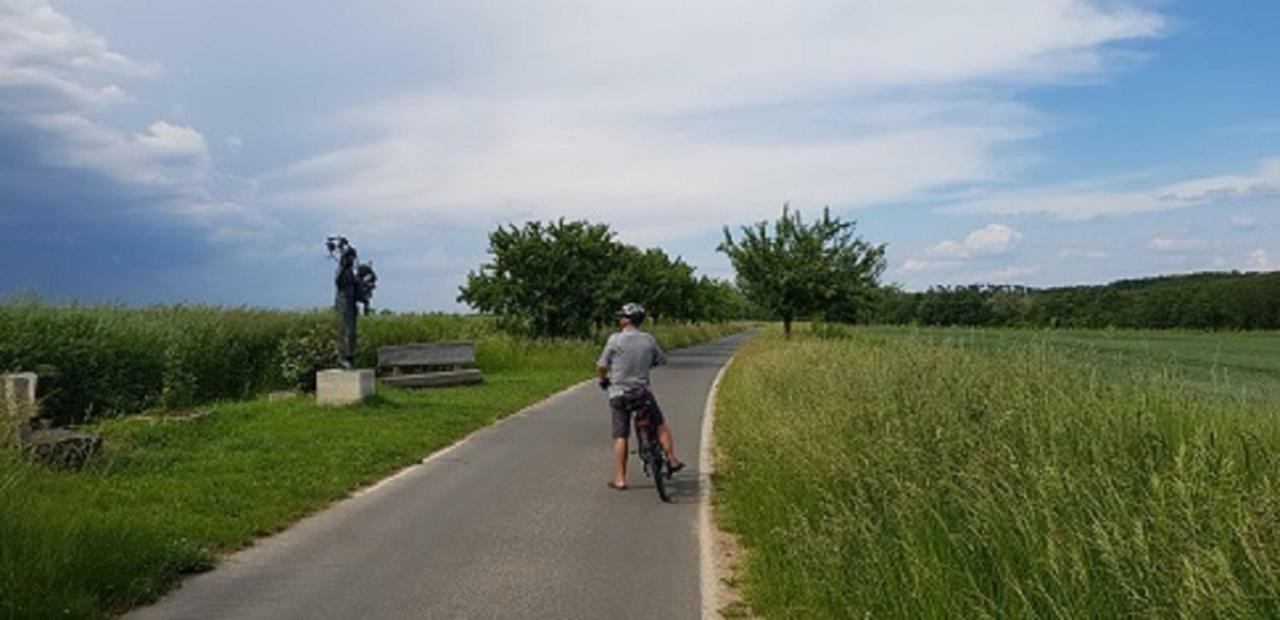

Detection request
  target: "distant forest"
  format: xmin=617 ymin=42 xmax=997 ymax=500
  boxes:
xmin=869 ymin=271 xmax=1280 ymax=330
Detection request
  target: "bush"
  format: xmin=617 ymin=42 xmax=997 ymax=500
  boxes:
xmin=278 ymin=322 xmax=338 ymax=392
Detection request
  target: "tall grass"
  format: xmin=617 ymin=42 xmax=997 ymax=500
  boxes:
xmin=716 ymin=329 xmax=1280 ymax=618
xmin=0 ymin=299 xmax=746 ymax=424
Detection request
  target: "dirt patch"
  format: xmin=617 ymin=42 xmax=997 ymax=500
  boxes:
xmin=711 ymin=492 xmax=754 ymax=618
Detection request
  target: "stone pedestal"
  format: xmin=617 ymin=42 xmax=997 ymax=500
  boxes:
xmin=316 ymin=369 xmax=375 ymax=406
xmin=2 ymin=372 xmax=38 ymax=447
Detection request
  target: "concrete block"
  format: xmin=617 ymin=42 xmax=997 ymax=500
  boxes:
xmin=316 ymin=369 xmax=375 ymax=406
xmin=2 ymin=372 xmax=38 ymax=447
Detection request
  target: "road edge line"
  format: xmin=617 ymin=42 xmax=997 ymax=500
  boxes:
xmin=699 ymin=352 xmax=735 ymax=619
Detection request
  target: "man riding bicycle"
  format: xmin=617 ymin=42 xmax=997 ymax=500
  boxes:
xmin=597 ymin=302 xmax=685 ymax=491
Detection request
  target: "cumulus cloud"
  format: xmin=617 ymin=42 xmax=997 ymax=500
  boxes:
xmin=0 ymin=0 xmax=159 ymax=113
xmin=264 ymin=0 xmax=1165 ymax=242
xmin=927 ymin=224 xmax=1024 ymax=259
xmin=0 ymin=0 xmax=1181 ymax=306
xmin=0 ymin=0 xmax=270 ymax=244
xmin=894 ymin=223 xmax=1024 ymax=277
xmin=948 ymin=158 xmax=1280 ymax=219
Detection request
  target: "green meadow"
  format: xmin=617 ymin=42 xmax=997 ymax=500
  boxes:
xmin=715 ymin=326 xmax=1280 ymax=618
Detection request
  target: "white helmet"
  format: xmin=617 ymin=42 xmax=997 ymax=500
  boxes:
xmin=616 ymin=302 xmax=647 ymax=325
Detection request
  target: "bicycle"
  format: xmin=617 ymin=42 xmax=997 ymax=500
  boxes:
xmin=616 ymin=388 xmax=672 ymax=502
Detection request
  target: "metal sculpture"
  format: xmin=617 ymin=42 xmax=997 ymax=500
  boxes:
xmin=325 ymin=236 xmax=378 ymax=369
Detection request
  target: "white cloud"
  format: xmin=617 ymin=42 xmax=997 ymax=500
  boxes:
xmin=26 ymin=116 xmax=213 ymax=187
xmin=1228 ymin=215 xmax=1257 ymax=229
xmin=1249 ymin=248 xmax=1275 ymax=271
xmin=948 ymin=158 xmax=1280 ymax=219
xmin=263 ymin=0 xmax=1164 ymax=242
xmin=0 ymin=1 xmax=202 ymax=183
xmin=927 ymin=224 xmax=1024 ymax=259
xmin=899 ymin=258 xmax=941 ymax=274
xmin=0 ymin=1 xmax=271 ymax=244
xmin=1147 ymin=237 xmax=1207 ymax=252
xmin=0 ymin=0 xmax=159 ymax=113
xmin=895 ymin=223 xmax=1023 ymax=278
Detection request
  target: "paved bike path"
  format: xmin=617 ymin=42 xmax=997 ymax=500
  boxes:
xmin=129 ymin=332 xmax=750 ymax=620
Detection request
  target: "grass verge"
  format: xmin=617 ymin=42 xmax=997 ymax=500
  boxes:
xmin=715 ymin=327 xmax=1280 ymax=618
xmin=1 ymin=322 xmax=743 ymax=619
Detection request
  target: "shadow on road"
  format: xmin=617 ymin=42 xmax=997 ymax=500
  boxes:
xmin=623 ymin=474 xmax=700 ymax=504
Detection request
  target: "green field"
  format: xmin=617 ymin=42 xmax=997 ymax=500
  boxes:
xmin=715 ymin=326 xmax=1280 ymax=618
xmin=854 ymin=325 xmax=1280 ymax=404
xmin=0 ymin=305 xmax=743 ymax=619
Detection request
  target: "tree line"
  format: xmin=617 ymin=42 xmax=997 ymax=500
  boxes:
xmin=458 ymin=208 xmax=1277 ymax=335
xmin=870 ymin=271 xmax=1280 ymax=329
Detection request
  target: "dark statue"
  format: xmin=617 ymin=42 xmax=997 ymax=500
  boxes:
xmin=326 ymin=236 xmax=378 ymax=369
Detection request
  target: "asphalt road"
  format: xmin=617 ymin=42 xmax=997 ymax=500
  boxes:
xmin=128 ymin=331 xmax=750 ymax=620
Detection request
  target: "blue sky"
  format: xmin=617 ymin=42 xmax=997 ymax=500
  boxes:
xmin=2 ymin=0 xmax=1277 ymax=310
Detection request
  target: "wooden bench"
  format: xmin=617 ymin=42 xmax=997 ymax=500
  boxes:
xmin=377 ymin=341 xmax=484 ymax=388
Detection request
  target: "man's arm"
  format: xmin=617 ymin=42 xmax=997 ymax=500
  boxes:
xmin=652 ymin=339 xmax=668 ymax=367
xmin=596 ymin=336 xmax=615 ymax=389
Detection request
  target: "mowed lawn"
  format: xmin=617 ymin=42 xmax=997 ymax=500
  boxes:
xmin=715 ymin=326 xmax=1280 ymax=619
xmin=2 ymin=365 xmax=589 ymax=619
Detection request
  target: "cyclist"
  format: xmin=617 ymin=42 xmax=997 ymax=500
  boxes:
xmin=597 ymin=302 xmax=685 ymax=490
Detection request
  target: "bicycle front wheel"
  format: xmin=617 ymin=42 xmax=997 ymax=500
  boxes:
xmin=649 ymin=443 xmax=670 ymax=502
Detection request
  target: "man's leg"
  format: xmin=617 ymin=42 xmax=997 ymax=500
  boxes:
xmin=657 ymin=423 xmax=682 ymax=467
xmin=610 ymin=401 xmax=630 ymax=487
xmin=613 ymin=437 xmax=628 ymax=486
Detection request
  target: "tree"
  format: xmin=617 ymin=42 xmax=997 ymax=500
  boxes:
xmin=718 ymin=205 xmax=886 ymax=336
xmin=598 ymin=246 xmax=698 ymax=325
xmin=458 ymin=219 xmax=621 ymax=338
xmin=690 ymin=277 xmax=756 ymax=323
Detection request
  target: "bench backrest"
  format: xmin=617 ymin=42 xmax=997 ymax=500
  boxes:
xmin=378 ymin=341 xmax=477 ymax=368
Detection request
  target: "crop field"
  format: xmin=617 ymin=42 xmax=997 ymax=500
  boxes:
xmin=715 ymin=326 xmax=1280 ymax=618
xmin=855 ymin=325 xmax=1280 ymax=404
xmin=0 ymin=302 xmax=744 ymax=619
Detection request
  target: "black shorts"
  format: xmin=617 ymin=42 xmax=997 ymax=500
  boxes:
xmin=608 ymin=390 xmax=665 ymax=439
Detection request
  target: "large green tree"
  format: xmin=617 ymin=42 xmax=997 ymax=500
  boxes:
xmin=598 ymin=246 xmax=698 ymax=325
xmin=459 ymin=218 xmax=747 ymax=338
xmin=458 ymin=219 xmax=622 ymax=338
xmin=719 ymin=205 xmax=886 ymax=336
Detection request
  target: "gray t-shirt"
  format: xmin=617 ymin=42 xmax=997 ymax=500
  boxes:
xmin=596 ymin=327 xmax=667 ymax=398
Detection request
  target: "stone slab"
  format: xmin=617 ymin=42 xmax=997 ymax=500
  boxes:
xmin=381 ymin=368 xmax=484 ymax=388
xmin=377 ymin=341 xmax=477 ymax=367
xmin=23 ymin=428 xmax=102 ymax=469
xmin=316 ymin=369 xmax=375 ymax=406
